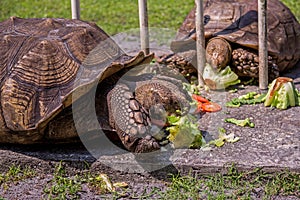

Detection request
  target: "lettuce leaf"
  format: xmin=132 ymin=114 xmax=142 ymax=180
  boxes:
xmin=166 ymin=114 xmax=204 ymax=149
xmin=264 ymin=77 xmax=299 ymax=110
xmin=224 ymin=118 xmax=255 ymax=128
xmin=203 ymin=63 xmax=240 ymax=90
xmin=226 ymin=92 xmax=266 ymax=107
xmin=209 ymin=128 xmax=240 ymax=147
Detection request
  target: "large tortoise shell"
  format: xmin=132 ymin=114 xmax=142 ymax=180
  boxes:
xmin=0 ymin=17 xmax=148 ymax=133
xmin=172 ymin=0 xmax=300 ymax=72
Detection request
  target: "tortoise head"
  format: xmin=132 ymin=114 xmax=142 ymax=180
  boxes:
xmin=206 ymin=37 xmax=232 ymax=70
xmin=134 ymin=78 xmax=191 ymax=123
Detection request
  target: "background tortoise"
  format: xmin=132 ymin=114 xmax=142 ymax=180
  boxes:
xmin=167 ymin=0 xmax=300 ymax=80
xmin=0 ymin=17 xmax=190 ymax=153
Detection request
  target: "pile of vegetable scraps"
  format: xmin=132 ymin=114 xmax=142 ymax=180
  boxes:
xmin=264 ymin=77 xmax=300 ymax=109
xmin=226 ymin=77 xmax=300 ymax=110
xmin=165 ymin=85 xmax=223 ymax=149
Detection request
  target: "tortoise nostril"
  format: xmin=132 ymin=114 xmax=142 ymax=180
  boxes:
xmin=212 ymin=52 xmax=219 ymax=59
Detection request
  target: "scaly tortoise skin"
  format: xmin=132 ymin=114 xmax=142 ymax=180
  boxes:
xmin=0 ymin=17 xmax=190 ymax=153
xmin=168 ymin=0 xmax=300 ymax=80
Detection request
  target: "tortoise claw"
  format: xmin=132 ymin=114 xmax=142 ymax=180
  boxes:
xmin=134 ymin=135 xmax=160 ymax=153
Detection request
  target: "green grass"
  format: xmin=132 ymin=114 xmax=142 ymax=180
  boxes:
xmin=152 ymin=166 xmax=300 ymax=200
xmin=0 ymin=0 xmax=194 ymax=35
xmin=0 ymin=0 xmax=298 ymax=35
xmin=35 ymin=164 xmax=300 ymax=199
xmin=43 ymin=163 xmax=83 ymax=200
xmin=43 ymin=162 xmax=123 ymax=199
xmin=0 ymin=163 xmax=299 ymax=199
xmin=0 ymin=165 xmax=36 ymax=191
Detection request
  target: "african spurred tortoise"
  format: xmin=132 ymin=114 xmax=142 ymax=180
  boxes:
xmin=0 ymin=17 xmax=190 ymax=153
xmin=165 ymin=0 xmax=300 ymax=80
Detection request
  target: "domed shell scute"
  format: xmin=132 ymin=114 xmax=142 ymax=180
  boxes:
xmin=0 ymin=17 xmax=124 ymax=131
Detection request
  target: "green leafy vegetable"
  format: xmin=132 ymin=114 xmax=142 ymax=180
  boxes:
xmin=209 ymin=128 xmax=240 ymax=147
xmin=239 ymin=91 xmax=258 ymax=99
xmin=228 ymin=89 xmax=238 ymax=93
xmin=166 ymin=114 xmax=204 ymax=149
xmin=224 ymin=118 xmax=255 ymax=128
xmin=167 ymin=115 xmax=180 ymax=124
xmin=264 ymin=77 xmax=299 ymax=109
xmin=226 ymin=92 xmax=266 ymax=107
xmin=183 ymin=82 xmax=201 ymax=96
xmin=203 ymin=63 xmax=240 ymax=90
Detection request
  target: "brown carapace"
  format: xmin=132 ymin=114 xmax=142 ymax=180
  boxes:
xmin=0 ymin=17 xmax=190 ymax=153
xmin=168 ymin=0 xmax=300 ymax=81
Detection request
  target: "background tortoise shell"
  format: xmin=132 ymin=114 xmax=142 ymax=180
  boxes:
xmin=172 ymin=0 xmax=300 ymax=72
xmin=0 ymin=17 xmax=151 ymax=143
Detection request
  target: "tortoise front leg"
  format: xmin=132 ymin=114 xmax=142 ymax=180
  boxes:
xmin=107 ymin=84 xmax=160 ymax=153
xmin=231 ymin=48 xmax=279 ymax=81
